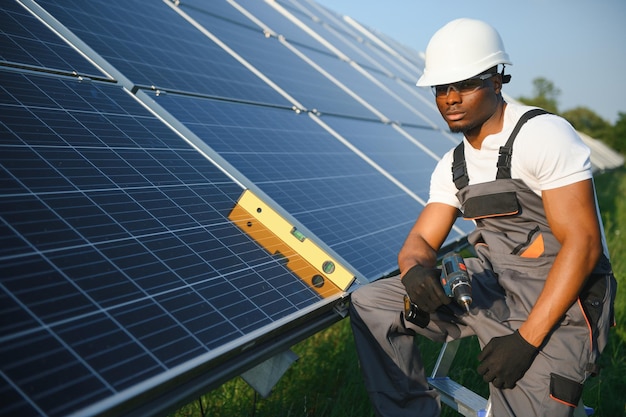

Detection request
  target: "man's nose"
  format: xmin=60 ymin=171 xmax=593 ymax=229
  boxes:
xmin=445 ymin=87 xmax=462 ymax=104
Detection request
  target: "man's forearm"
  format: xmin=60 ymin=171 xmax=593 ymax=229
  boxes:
xmin=519 ymin=240 xmax=601 ymax=347
xmin=397 ymin=203 xmax=459 ymax=275
xmin=397 ymin=233 xmax=437 ymax=275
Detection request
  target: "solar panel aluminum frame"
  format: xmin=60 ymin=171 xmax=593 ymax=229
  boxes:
xmin=68 ymin=294 xmax=349 ymax=417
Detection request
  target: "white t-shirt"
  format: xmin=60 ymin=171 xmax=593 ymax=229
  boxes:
xmin=428 ymin=103 xmax=610 ymax=259
xmin=428 ymin=103 xmax=592 ymax=209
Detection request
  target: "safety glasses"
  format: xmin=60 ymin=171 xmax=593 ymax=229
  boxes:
xmin=432 ymin=73 xmax=496 ymax=97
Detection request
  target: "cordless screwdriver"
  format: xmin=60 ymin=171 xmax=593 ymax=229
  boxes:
xmin=439 ymin=251 xmax=472 ymax=313
xmin=404 ymin=252 xmax=472 ymax=327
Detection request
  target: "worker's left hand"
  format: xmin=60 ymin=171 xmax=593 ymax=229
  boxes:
xmin=477 ymin=330 xmax=539 ymax=389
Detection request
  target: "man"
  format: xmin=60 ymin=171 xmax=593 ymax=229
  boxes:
xmin=349 ymin=18 xmax=616 ymax=417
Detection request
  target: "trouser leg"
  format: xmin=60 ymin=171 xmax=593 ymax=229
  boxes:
xmin=349 ymin=276 xmax=441 ymax=417
xmin=484 ymin=326 xmax=590 ymax=417
xmin=483 ymin=294 xmax=603 ymax=417
xmin=463 ymin=258 xmax=602 ymax=417
xmin=350 ymin=260 xmax=606 ymax=417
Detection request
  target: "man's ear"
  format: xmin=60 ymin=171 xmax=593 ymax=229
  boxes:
xmin=492 ymin=74 xmax=503 ymax=94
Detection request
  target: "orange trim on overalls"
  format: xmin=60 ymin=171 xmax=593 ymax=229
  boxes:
xmin=520 ymin=233 xmax=544 ymax=258
xmin=577 ymin=297 xmax=594 ymax=361
xmin=549 ymin=394 xmax=577 ymax=408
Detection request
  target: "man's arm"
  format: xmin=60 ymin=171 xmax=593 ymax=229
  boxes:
xmin=477 ymin=178 xmax=602 ymax=389
xmin=519 ymin=178 xmax=602 ymax=347
xmin=397 ymin=202 xmax=459 ymax=275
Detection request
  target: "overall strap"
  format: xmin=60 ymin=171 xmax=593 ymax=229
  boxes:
xmin=452 ymin=108 xmax=550 ymax=190
xmin=496 ymin=108 xmax=549 ymax=179
xmin=452 ymin=143 xmax=468 ymax=190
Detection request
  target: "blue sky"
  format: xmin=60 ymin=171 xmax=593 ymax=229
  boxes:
xmin=314 ymin=0 xmax=626 ymax=124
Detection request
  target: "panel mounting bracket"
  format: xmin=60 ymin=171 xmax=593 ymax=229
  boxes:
xmin=240 ymin=350 xmax=299 ymax=398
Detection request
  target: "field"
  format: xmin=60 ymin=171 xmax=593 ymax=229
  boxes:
xmin=173 ymin=166 xmax=626 ymax=417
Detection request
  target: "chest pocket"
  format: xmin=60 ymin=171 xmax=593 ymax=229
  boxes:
xmin=462 ymin=191 xmax=519 ymax=220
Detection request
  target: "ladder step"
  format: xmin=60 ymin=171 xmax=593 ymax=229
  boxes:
xmin=428 ymin=377 xmax=488 ymax=417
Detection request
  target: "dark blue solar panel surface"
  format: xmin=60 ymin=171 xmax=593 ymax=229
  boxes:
xmin=318 ymin=116 xmax=440 ymax=198
xmin=179 ymin=4 xmax=378 ymax=119
xmin=0 ymin=71 xmax=323 ymax=417
xmin=151 ymin=91 xmax=421 ymax=277
xmin=33 ymin=0 xmax=290 ymax=105
xmin=219 ymin=0 xmax=323 ymax=47
xmin=295 ymin=0 xmax=430 ymax=96
xmin=0 ymin=0 xmax=104 ymax=77
xmin=230 ymin=0 xmax=400 ymax=78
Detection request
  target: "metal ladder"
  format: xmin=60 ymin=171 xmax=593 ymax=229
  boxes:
xmin=427 ymin=339 xmax=594 ymax=417
xmin=427 ymin=339 xmax=490 ymax=417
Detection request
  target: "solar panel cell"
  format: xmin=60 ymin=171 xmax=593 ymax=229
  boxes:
xmin=48 ymin=248 xmax=144 ymax=307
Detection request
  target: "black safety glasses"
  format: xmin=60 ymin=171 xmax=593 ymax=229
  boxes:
xmin=432 ymin=73 xmax=496 ymax=97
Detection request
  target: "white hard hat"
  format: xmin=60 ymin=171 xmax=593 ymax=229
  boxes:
xmin=416 ymin=18 xmax=512 ymax=87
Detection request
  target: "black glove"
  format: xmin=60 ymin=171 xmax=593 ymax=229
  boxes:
xmin=477 ymin=330 xmax=539 ymax=389
xmin=401 ymin=264 xmax=450 ymax=313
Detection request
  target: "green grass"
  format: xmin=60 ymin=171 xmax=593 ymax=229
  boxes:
xmin=173 ymin=166 xmax=626 ymax=417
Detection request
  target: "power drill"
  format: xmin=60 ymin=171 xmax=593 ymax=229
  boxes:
xmin=404 ymin=252 xmax=472 ymax=328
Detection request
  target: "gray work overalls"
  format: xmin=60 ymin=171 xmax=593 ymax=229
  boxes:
xmin=349 ymin=109 xmax=616 ymax=417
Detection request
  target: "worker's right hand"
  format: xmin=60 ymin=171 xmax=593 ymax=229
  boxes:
xmin=401 ymin=264 xmax=450 ymax=313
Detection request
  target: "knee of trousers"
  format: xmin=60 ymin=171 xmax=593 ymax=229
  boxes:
xmin=348 ymin=285 xmax=377 ymax=326
xmin=349 ymin=280 xmax=404 ymax=316
xmin=350 ymin=283 xmax=378 ymax=306
xmin=349 ymin=280 xmax=407 ymax=333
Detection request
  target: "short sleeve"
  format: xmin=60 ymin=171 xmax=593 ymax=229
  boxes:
xmin=513 ymin=115 xmax=592 ymax=191
xmin=427 ymin=149 xmax=462 ymax=209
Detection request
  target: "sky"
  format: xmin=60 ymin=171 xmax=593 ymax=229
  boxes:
xmin=314 ymin=0 xmax=626 ymax=124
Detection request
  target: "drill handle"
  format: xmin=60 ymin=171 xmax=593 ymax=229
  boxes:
xmin=403 ymin=295 xmax=430 ymax=328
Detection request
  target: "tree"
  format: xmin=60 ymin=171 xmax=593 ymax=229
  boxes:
xmin=603 ymin=112 xmax=626 ymax=155
xmin=517 ymin=77 xmax=561 ymax=114
xmin=561 ymin=106 xmax=610 ymax=139
xmin=516 ymin=77 xmax=623 ymax=157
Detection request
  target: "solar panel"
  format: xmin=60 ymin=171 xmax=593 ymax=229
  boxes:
xmin=31 ymin=0 xmax=292 ymax=105
xmin=0 ymin=70 xmax=352 ymax=417
xmin=146 ymin=91 xmax=434 ymax=278
xmin=182 ymin=0 xmax=442 ymax=126
xmin=1 ymin=0 xmax=474 ymax=416
xmin=167 ymin=3 xmax=383 ymax=120
xmin=0 ymin=0 xmax=106 ymax=78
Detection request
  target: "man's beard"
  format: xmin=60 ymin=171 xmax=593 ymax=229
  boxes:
xmin=449 ymin=122 xmax=476 ymax=134
xmin=448 ymin=117 xmax=484 ymax=134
